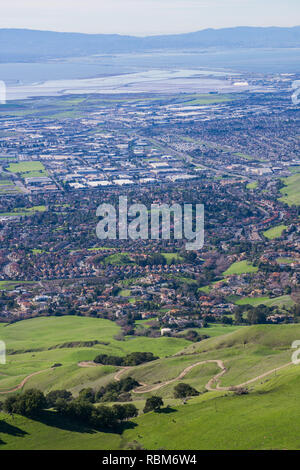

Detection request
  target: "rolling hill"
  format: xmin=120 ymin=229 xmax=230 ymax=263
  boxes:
xmin=1 ymin=26 xmax=300 ymax=62
xmin=1 ymin=319 xmax=300 ymax=449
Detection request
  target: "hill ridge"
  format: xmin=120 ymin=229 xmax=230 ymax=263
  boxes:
xmin=1 ymin=26 xmax=300 ymax=62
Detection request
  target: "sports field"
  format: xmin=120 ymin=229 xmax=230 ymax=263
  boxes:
xmin=7 ymin=161 xmax=46 ymax=174
xmin=6 ymin=161 xmax=48 ymax=180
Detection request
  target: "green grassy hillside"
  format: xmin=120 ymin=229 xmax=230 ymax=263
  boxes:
xmin=1 ymin=320 xmax=300 ymax=449
xmin=279 ymin=174 xmax=300 ymax=206
xmin=123 ymin=366 xmax=300 ymax=450
xmin=0 ymin=317 xmax=189 ymax=395
xmin=235 ymin=295 xmax=295 ymax=308
xmin=1 ymin=365 xmax=300 ymax=450
xmin=223 ymin=260 xmax=258 ymax=276
xmin=263 ymin=224 xmax=287 ymax=240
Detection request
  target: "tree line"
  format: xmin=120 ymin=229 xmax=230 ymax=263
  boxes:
xmin=94 ymin=351 xmax=159 ymax=367
xmin=1 ymin=388 xmax=138 ymax=431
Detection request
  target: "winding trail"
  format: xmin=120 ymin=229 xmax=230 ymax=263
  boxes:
xmin=77 ymin=361 xmax=99 ymax=368
xmin=0 ymin=368 xmax=53 ymax=395
xmin=133 ymin=360 xmax=226 ymax=394
xmin=79 ymin=359 xmax=292 ymax=394
xmin=114 ymin=366 xmax=136 ymax=382
xmin=0 ymin=359 xmax=293 ymax=395
xmin=214 ymin=361 xmax=293 ymax=391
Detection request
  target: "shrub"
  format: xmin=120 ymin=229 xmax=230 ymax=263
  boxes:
xmin=123 ymin=403 xmax=138 ymax=419
xmin=46 ymin=389 xmax=73 ymax=408
xmin=123 ymin=352 xmax=158 ymax=366
xmin=94 ymin=354 xmax=123 ymax=366
xmin=94 ymin=352 xmax=158 ymax=366
xmin=174 ymin=383 xmax=199 ymax=399
xmin=4 ymin=389 xmax=47 ymax=417
xmin=143 ymin=396 xmax=164 ymax=413
xmin=95 ymin=377 xmax=140 ymax=403
xmin=90 ymin=405 xmax=117 ymax=429
xmin=234 ymin=387 xmax=249 ymax=395
xmin=78 ymin=388 xmax=96 ymax=403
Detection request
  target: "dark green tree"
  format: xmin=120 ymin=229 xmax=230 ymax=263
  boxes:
xmin=173 ymin=383 xmax=199 ymax=399
xmin=143 ymin=396 xmax=164 ymax=413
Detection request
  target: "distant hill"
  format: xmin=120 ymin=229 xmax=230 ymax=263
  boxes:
xmin=1 ymin=26 xmax=300 ymax=62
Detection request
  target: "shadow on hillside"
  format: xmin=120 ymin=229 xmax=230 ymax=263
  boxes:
xmin=114 ymin=421 xmax=138 ymax=435
xmin=0 ymin=419 xmax=28 ymax=438
xmin=32 ymin=411 xmax=96 ymax=434
xmin=156 ymin=406 xmax=177 ymax=414
xmin=32 ymin=411 xmax=138 ymax=435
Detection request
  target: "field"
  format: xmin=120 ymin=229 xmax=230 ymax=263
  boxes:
xmin=235 ymin=295 xmax=295 ymax=308
xmin=119 ymin=289 xmax=131 ymax=297
xmin=0 ymin=94 xmax=238 ymax=123
xmin=0 ymin=205 xmax=47 ymax=218
xmin=198 ymin=285 xmax=211 ymax=293
xmin=1 ymin=323 xmax=300 ymax=449
xmin=87 ymin=247 xmax=112 ymax=251
xmin=161 ymin=252 xmax=184 ymax=264
xmin=279 ymin=174 xmax=300 ymax=206
xmin=198 ymin=278 xmax=229 ymax=293
xmin=234 ymin=153 xmax=266 ymax=162
xmin=7 ymin=161 xmax=46 ymax=174
xmin=6 ymin=161 xmax=48 ymax=180
xmin=0 ymin=317 xmax=189 ymax=395
xmin=183 ymin=94 xmax=238 ymax=106
xmin=1 ymin=366 xmax=300 ymax=450
xmin=0 ymin=180 xmax=13 ymax=186
xmin=277 ymin=257 xmax=298 ymax=265
xmin=123 ymin=367 xmax=300 ymax=450
xmin=168 ymin=274 xmax=197 ymax=285
xmin=246 ymin=181 xmax=258 ymax=189
xmin=0 ymin=176 xmax=22 ymax=194
xmin=187 ymin=323 xmax=243 ymax=338
xmin=103 ymin=252 xmax=134 ymax=265
xmin=263 ymin=224 xmax=287 ymax=240
xmin=0 ymin=281 xmax=35 ymax=291
xmin=288 ymin=166 xmax=300 ymax=174
xmin=223 ymin=260 xmax=258 ymax=276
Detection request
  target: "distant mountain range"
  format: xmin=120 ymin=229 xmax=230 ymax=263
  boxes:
xmin=1 ymin=26 xmax=300 ymax=62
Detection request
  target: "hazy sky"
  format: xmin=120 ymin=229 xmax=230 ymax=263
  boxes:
xmin=1 ymin=0 xmax=299 ymax=36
